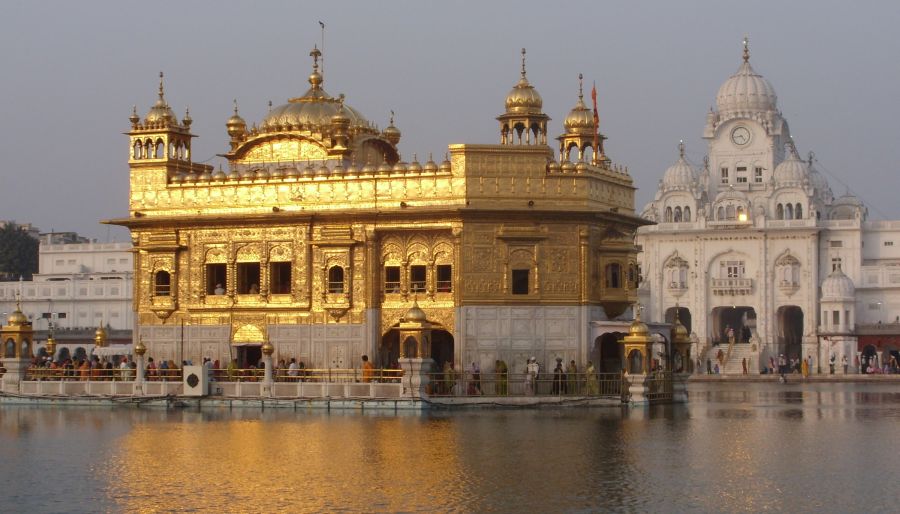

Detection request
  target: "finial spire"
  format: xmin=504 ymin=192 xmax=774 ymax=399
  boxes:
xmin=233 ymin=99 xmax=239 ymax=115
xmin=389 ymin=110 xmax=395 ymax=125
xmin=578 ymin=73 xmax=584 ymax=101
xmin=158 ymin=71 xmax=165 ymax=100
xmin=520 ymin=48 xmax=527 ymax=78
xmin=268 ymin=100 xmax=273 ymax=113
xmin=808 ymin=150 xmax=815 ymax=165
xmin=678 ymin=140 xmax=685 ymax=158
xmin=634 ymin=302 xmax=643 ymax=321
xmin=742 ymin=36 xmax=750 ymax=63
xmin=310 ymin=45 xmax=321 ymax=72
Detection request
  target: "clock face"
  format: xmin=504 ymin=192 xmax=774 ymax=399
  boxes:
xmin=731 ymin=126 xmax=751 ymax=146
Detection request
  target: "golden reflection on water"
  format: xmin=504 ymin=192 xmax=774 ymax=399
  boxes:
xmin=104 ymin=413 xmax=464 ymax=513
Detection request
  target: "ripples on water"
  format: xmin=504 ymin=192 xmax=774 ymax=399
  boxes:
xmin=1 ymin=383 xmax=900 ymax=513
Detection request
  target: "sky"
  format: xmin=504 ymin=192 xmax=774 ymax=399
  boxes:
xmin=1 ymin=1 xmax=899 ymax=241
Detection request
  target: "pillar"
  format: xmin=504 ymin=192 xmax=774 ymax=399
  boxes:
xmin=261 ymin=341 xmax=274 ymax=397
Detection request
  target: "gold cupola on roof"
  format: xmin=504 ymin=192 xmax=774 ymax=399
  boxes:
xmin=260 ymin=46 xmax=371 ymax=131
xmin=226 ymin=45 xmax=399 ymax=167
xmin=94 ymin=322 xmax=108 ymax=348
xmin=563 ymin=74 xmax=594 ymax=134
xmin=497 ymin=48 xmax=549 ymax=146
xmin=145 ymin=72 xmax=177 ymax=125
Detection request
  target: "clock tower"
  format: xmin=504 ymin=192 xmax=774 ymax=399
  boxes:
xmin=703 ymin=38 xmax=790 ymax=198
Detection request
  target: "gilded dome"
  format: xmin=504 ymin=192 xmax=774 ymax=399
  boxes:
xmin=662 ymin=142 xmax=697 ymax=188
xmin=260 ymin=48 xmax=370 ymax=132
xmin=716 ymin=40 xmax=777 ymax=115
xmin=504 ymin=49 xmax=543 ymax=114
xmin=145 ymin=72 xmax=177 ymax=124
xmin=226 ymin=100 xmax=247 ymax=137
xmin=773 ymin=144 xmax=808 ymax=184
xmin=821 ymin=269 xmax=855 ymax=299
xmin=563 ymin=75 xmax=593 ymax=134
xmin=7 ymin=307 xmax=27 ymax=326
xmin=404 ymin=300 xmax=427 ymax=323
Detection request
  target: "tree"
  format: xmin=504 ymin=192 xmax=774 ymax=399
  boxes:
xmin=0 ymin=224 xmax=39 ymax=280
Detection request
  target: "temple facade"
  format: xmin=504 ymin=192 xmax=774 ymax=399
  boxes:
xmin=637 ymin=40 xmax=900 ymax=373
xmin=109 ymin=48 xmax=644 ymax=372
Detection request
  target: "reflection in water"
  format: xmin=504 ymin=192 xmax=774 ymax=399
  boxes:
xmin=2 ymin=383 xmax=900 ymax=513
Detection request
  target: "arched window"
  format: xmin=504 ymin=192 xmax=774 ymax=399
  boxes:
xmin=154 ymin=271 xmax=171 ymax=296
xmin=736 ymin=206 xmax=744 ymax=220
xmin=726 ymin=205 xmax=736 ymax=220
xmin=776 ymin=204 xmax=784 ymax=220
xmin=155 ymin=140 xmax=164 ymax=159
xmin=605 ymin=263 xmax=622 ymax=289
xmin=795 ymin=203 xmax=803 ymax=219
xmin=717 ymin=206 xmax=725 ymax=220
xmin=327 ymin=266 xmax=345 ymax=293
xmin=133 ymin=141 xmax=142 ymax=159
xmin=5 ymin=339 xmax=15 ymax=358
xmin=683 ymin=206 xmax=691 ymax=222
xmin=785 ymin=203 xmax=794 ymax=220
xmin=665 ymin=207 xmax=673 ymax=222
xmin=674 ymin=207 xmax=683 ymax=222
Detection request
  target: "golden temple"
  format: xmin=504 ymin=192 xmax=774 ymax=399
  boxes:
xmin=108 ymin=47 xmax=644 ymax=371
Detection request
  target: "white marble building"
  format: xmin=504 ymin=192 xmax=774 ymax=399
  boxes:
xmin=0 ymin=242 xmax=134 ymax=335
xmin=637 ymin=40 xmax=900 ymax=374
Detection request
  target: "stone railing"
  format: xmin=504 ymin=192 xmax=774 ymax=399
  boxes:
xmin=711 ymin=278 xmax=753 ymax=295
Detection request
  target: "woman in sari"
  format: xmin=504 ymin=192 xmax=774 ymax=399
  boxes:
xmin=585 ymin=361 xmax=599 ymax=395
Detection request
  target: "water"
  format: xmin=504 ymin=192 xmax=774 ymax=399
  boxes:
xmin=2 ymin=382 xmax=900 ymax=513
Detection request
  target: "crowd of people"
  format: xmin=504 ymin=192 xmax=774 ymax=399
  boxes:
xmin=428 ymin=357 xmax=605 ymax=396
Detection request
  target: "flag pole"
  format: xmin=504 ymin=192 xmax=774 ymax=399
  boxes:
xmin=319 ymin=21 xmax=325 ymax=75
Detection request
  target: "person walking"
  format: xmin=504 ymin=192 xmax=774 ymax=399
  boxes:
xmin=706 ymin=358 xmax=712 ymax=375
xmin=801 ymin=358 xmax=809 ymax=378
xmin=842 ymin=355 xmax=848 ymax=374
xmin=829 ymin=354 xmax=836 ymax=375
xmin=361 ymin=355 xmax=375 ymax=383
xmin=468 ymin=361 xmax=481 ymax=395
xmin=566 ymin=359 xmax=578 ymax=395
xmin=807 ymin=355 xmax=815 ymax=376
xmin=552 ymin=359 xmax=565 ymax=395
xmin=525 ymin=357 xmax=538 ymax=395
xmin=585 ymin=360 xmax=599 ymax=395
xmin=742 ymin=357 xmax=748 ymax=375
xmin=495 ymin=359 xmax=508 ymax=396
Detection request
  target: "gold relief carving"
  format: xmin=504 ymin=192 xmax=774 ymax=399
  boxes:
xmin=205 ymin=247 xmax=227 ymax=263
xmin=235 ymin=243 xmax=261 ymax=261
xmin=468 ymin=247 xmax=494 ymax=272
xmin=463 ymin=279 xmax=501 ymax=294
xmin=238 ymin=139 xmax=327 ymax=164
xmin=548 ymin=248 xmax=569 ymax=273
xmin=269 ymin=244 xmax=292 ymax=262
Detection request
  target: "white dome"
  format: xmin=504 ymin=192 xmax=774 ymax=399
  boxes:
xmin=821 ymin=269 xmax=855 ymax=299
xmin=662 ymin=142 xmax=696 ymax=188
xmin=716 ymin=44 xmax=777 ymax=115
xmin=773 ymin=145 xmax=808 ymax=184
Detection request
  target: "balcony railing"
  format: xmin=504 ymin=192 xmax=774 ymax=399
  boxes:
xmin=711 ymin=277 xmax=753 ymax=295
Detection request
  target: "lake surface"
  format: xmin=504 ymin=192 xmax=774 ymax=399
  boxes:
xmin=1 ymin=382 xmax=899 ymax=513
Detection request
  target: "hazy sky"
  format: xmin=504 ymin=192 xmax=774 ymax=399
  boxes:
xmin=2 ymin=1 xmax=899 ymax=241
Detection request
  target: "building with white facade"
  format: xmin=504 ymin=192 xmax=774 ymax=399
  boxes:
xmin=637 ymin=40 xmax=900 ymax=374
xmin=0 ymin=242 xmax=133 ymax=358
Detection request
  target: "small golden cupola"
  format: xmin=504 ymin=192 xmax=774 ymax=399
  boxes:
xmin=226 ymin=100 xmax=247 ymax=150
xmin=127 ymin=72 xmax=205 ymax=183
xmin=94 ymin=322 xmax=108 ymax=348
xmin=2 ymin=296 xmax=34 ymax=360
xmin=557 ymin=73 xmax=606 ymax=165
xmin=497 ymin=48 xmax=549 ymax=145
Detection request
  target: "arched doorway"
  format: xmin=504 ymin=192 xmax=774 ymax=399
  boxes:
xmin=593 ymin=332 xmax=624 ymax=373
xmin=379 ymin=327 xmax=455 ymax=369
xmin=776 ymin=306 xmax=804 ymax=360
xmin=710 ymin=306 xmax=757 ymax=345
xmin=862 ymin=345 xmax=877 ymax=373
xmin=431 ymin=330 xmax=454 ymax=367
xmin=380 ymin=329 xmax=399 ymax=368
xmin=627 ymin=349 xmax=643 ymax=374
xmin=665 ymin=306 xmax=692 ymax=334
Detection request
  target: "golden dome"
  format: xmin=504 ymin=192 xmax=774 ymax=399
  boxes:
xmin=261 ymin=341 xmax=275 ymax=356
xmin=404 ymin=299 xmax=427 ymax=323
xmin=94 ymin=323 xmax=108 ymax=347
xmin=7 ymin=307 xmax=27 ymax=326
xmin=383 ymin=112 xmax=401 ymax=145
xmin=672 ymin=310 xmax=690 ymax=343
xmin=226 ymin=100 xmax=247 ymax=138
xmin=145 ymin=72 xmax=177 ymax=124
xmin=628 ymin=318 xmax=650 ymax=338
xmin=504 ymin=48 xmax=543 ymax=114
xmin=260 ymin=47 xmax=371 ymax=132
xmin=133 ymin=338 xmax=147 ymax=356
xmin=564 ymin=75 xmax=594 ymax=134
